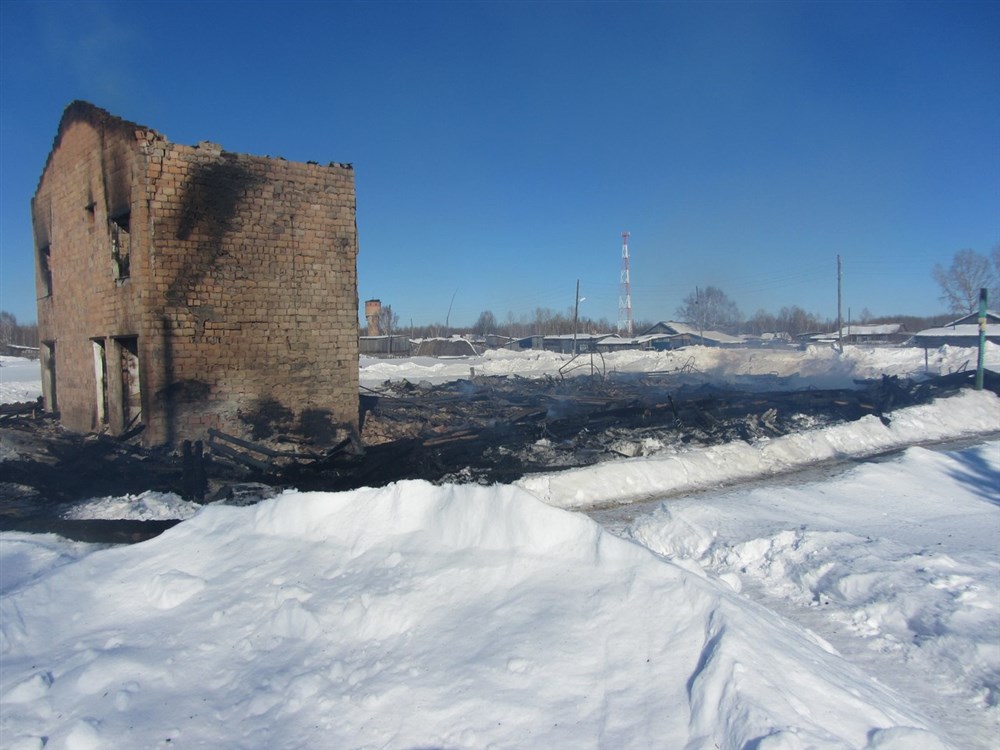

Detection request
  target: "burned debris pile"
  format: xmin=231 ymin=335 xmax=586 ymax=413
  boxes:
xmin=0 ymin=369 xmax=995 ymax=542
xmin=285 ymin=369 xmax=988 ymax=491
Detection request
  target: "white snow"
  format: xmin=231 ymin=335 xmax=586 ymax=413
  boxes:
xmin=360 ymin=341 xmax=1000 ymax=389
xmin=1 ymin=345 xmax=998 ymax=749
xmin=518 ymin=388 xmax=1000 ymax=509
xmin=620 ymin=441 xmax=1000 ymax=750
xmin=0 ymin=480 xmax=970 ymax=749
xmin=61 ymin=490 xmax=202 ymax=521
xmin=0 ymin=356 xmax=42 ymax=404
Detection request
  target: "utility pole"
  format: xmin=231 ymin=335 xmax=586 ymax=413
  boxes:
xmin=445 ymin=289 xmax=457 ymax=336
xmin=697 ymin=286 xmax=703 ymax=342
xmin=976 ymin=288 xmax=987 ymax=390
xmin=837 ymin=255 xmax=843 ymax=352
xmin=573 ymin=279 xmax=580 ymax=355
xmin=618 ymin=232 xmax=633 ymax=337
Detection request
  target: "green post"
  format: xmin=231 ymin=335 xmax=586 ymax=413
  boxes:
xmin=975 ymin=288 xmax=987 ymax=391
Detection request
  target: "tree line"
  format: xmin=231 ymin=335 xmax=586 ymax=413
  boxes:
xmin=0 ymin=312 xmax=38 ymax=348
xmin=7 ymin=246 xmax=995 ymax=348
xmin=361 ymin=300 xmax=955 ymax=340
xmin=361 ymin=304 xmax=621 ymax=339
xmin=369 ymin=246 xmax=997 ymax=340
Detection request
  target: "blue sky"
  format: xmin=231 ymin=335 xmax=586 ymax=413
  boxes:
xmin=1 ymin=1 xmax=997 ymax=329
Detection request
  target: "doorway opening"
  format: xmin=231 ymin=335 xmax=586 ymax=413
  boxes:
xmin=92 ymin=339 xmax=108 ymax=428
xmin=115 ymin=336 xmax=142 ymax=432
xmin=41 ymin=340 xmax=57 ymax=413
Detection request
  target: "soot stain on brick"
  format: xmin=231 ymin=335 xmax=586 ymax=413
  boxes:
xmin=176 ymin=160 xmax=261 ymax=243
xmin=241 ymin=398 xmax=295 ymax=440
xmin=299 ymin=408 xmax=338 ymax=444
xmin=168 ymin=160 xmax=264 ymax=306
xmin=156 ymin=379 xmax=211 ymax=404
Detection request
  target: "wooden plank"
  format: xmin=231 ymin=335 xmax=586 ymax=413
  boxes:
xmin=207 ymin=428 xmax=283 ymax=458
xmin=0 ymin=403 xmax=37 ymax=416
xmin=207 ymin=439 xmax=273 ymax=471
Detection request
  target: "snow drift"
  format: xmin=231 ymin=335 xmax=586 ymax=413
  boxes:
xmin=1 ymin=482 xmax=947 ymax=749
xmin=518 ymin=389 xmax=1000 ymax=509
xmin=622 ymin=442 xmax=1000 ymax=750
xmin=0 ymin=356 xmax=42 ymax=404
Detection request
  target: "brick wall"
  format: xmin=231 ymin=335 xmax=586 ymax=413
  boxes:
xmin=34 ymin=102 xmax=359 ymax=448
xmin=33 ymin=105 xmax=147 ymax=436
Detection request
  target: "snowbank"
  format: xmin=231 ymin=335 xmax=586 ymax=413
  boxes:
xmin=61 ymin=490 xmax=202 ymax=521
xmin=623 ymin=442 xmax=1000 ymax=749
xmin=0 ymin=356 xmax=42 ymax=404
xmin=360 ymin=342 xmax=1000 ymax=389
xmin=0 ymin=482 xmax=947 ymax=749
xmin=518 ymin=389 xmax=1000 ymax=509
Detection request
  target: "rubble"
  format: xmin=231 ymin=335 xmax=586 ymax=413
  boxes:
xmin=289 ymin=369 xmax=999 ymax=490
xmin=1 ymin=369 xmax=997 ymax=541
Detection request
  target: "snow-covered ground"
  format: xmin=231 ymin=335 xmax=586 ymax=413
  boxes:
xmin=0 ymin=356 xmax=42 ymax=404
xmin=59 ymin=491 xmax=202 ymax=522
xmin=1 ymin=345 xmax=998 ymax=749
xmin=360 ymin=341 xmax=1000 ymax=389
xmin=518 ymin=388 xmax=1000 ymax=509
xmin=618 ymin=441 xmax=1000 ymax=750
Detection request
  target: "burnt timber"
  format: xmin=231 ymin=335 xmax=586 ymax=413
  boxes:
xmin=292 ymin=369 xmax=995 ymax=490
xmin=1 ymin=369 xmax=997 ymax=542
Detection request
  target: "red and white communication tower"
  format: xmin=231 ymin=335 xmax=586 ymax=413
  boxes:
xmin=618 ymin=231 xmax=633 ymax=337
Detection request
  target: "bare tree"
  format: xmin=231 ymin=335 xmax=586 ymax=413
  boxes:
xmin=0 ymin=311 xmax=14 ymax=345
xmin=933 ymin=248 xmax=1000 ymax=314
xmin=776 ymin=305 xmax=821 ymax=337
xmin=378 ymin=304 xmax=400 ymax=337
xmin=746 ymin=308 xmax=777 ymax=336
xmin=676 ymin=286 xmax=742 ymax=334
xmin=474 ymin=310 xmax=497 ymax=336
xmin=0 ymin=312 xmax=38 ymax=348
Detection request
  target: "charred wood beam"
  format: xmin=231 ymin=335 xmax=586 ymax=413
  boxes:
xmin=207 ymin=439 xmax=273 ymax=472
xmin=208 ymin=428 xmax=285 ymax=458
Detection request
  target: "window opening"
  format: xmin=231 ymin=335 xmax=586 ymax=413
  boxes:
xmin=110 ymin=211 xmax=131 ymax=280
xmin=38 ymin=244 xmax=52 ymax=297
xmin=41 ymin=341 xmax=57 ymax=413
xmin=92 ymin=339 xmax=109 ymax=427
xmin=116 ymin=336 xmax=142 ymax=431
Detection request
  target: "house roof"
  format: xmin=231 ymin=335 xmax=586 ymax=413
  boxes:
xmin=810 ymin=324 xmax=902 ymax=341
xmin=911 ymin=310 xmax=1000 ymax=341
xmin=597 ymin=333 xmax=674 ymax=346
xmin=942 ymin=310 xmax=1000 ymax=326
xmin=840 ymin=324 xmax=902 ymax=336
xmin=911 ymin=325 xmax=1000 ymax=340
xmin=540 ymin=333 xmax=613 ymax=342
xmin=639 ymin=321 xmax=743 ymax=344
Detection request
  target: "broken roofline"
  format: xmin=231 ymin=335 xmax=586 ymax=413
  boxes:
xmin=39 ymin=100 xmax=352 ymax=195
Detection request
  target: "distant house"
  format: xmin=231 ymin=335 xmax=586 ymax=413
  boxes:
xmin=742 ymin=332 xmax=794 ymax=348
xmin=1 ymin=344 xmax=40 ymax=359
xmin=411 ymin=337 xmax=478 ymax=357
xmin=543 ymin=333 xmax=613 ymax=354
xmin=909 ymin=311 xmax=1000 ymax=348
xmin=513 ymin=333 xmax=613 ymax=354
xmin=359 ymin=335 xmax=412 ymax=356
xmin=810 ymin=324 xmax=908 ymax=346
xmin=796 ymin=331 xmax=827 ymax=345
xmin=479 ymin=334 xmax=510 ymax=349
xmin=639 ymin=321 xmax=744 ymax=349
xmin=594 ymin=333 xmax=673 ymax=352
xmin=513 ymin=335 xmax=543 ymax=351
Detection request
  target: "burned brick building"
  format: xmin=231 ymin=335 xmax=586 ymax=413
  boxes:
xmin=32 ymin=101 xmax=359 ymax=448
